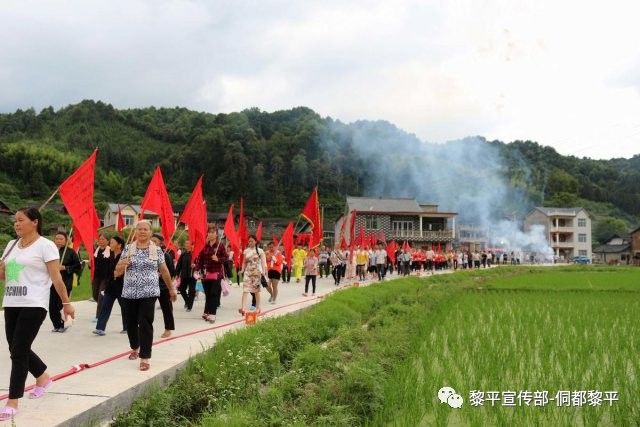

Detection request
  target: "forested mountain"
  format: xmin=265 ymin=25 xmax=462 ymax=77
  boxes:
xmin=0 ymin=100 xmax=638 ymax=245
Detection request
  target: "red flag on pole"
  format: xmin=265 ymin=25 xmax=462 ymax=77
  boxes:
xmin=272 ymin=234 xmax=278 ymax=246
xmin=255 ymin=221 xmax=263 ymax=242
xmin=402 ymin=240 xmax=411 ymax=252
xmin=140 ymin=166 xmax=176 ymax=251
xmin=300 ymin=187 xmax=322 ymax=249
xmin=238 ymin=198 xmax=248 ymax=250
xmin=59 ymin=149 xmax=98 ymax=277
xmin=116 ymin=204 xmax=125 ymax=232
xmin=223 ymin=204 xmax=241 ymax=267
xmin=282 ymin=222 xmax=294 ymax=266
xmin=386 ymin=240 xmax=398 ymax=264
xmin=179 ymin=176 xmax=208 ymax=258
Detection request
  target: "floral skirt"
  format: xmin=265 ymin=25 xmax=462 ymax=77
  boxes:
xmin=243 ymin=274 xmax=261 ymax=293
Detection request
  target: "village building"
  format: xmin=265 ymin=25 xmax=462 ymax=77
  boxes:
xmin=334 ymin=196 xmax=457 ymax=248
xmin=631 ymin=227 xmax=640 ymax=266
xmin=593 ymin=235 xmax=632 ymax=264
xmin=523 ymin=207 xmax=592 ymax=261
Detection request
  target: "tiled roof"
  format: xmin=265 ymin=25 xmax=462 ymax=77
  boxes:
xmin=534 ymin=207 xmax=586 ymax=217
xmin=346 ymin=196 xmax=424 ymax=213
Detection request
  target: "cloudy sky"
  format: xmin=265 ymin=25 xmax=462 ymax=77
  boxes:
xmin=1 ymin=0 xmax=640 ymax=159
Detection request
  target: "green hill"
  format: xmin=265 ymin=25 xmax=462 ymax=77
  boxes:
xmin=0 ymin=100 xmax=638 ymax=246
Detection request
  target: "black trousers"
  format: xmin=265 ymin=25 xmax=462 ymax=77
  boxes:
xmin=203 ymin=279 xmax=222 ymax=315
xmin=179 ymin=277 xmax=196 ymax=310
xmin=92 ymin=277 xmax=109 ymax=318
xmin=158 ymin=287 xmax=175 ymax=331
xmin=125 ymin=297 xmax=156 ymax=359
xmin=4 ymin=307 xmax=47 ymax=399
xmin=282 ymin=265 xmax=291 ymax=283
xmin=332 ymin=265 xmax=343 ymax=284
xmin=49 ymin=282 xmax=72 ymax=330
xmin=96 ymin=293 xmax=127 ymax=332
xmin=356 ymin=265 xmax=365 ymax=280
xmin=376 ymin=264 xmax=386 ymax=280
xmin=304 ymin=275 xmax=317 ymax=293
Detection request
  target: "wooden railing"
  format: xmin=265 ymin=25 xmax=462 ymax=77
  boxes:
xmin=389 ymin=230 xmax=454 ymax=240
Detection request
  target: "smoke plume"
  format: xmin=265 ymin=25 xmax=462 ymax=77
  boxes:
xmin=324 ymin=120 xmax=554 ymax=260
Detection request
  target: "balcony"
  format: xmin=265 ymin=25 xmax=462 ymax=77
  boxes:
xmin=552 ymin=241 xmax=575 ymax=248
xmin=390 ymin=230 xmax=454 ymax=240
xmin=550 ymin=226 xmax=574 ymax=233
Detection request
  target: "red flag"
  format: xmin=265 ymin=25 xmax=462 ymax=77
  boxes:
xmin=255 ymin=221 xmax=263 ymax=242
xmin=179 ymin=176 xmax=208 ymax=258
xmin=357 ymin=226 xmax=365 ymax=247
xmin=223 ymin=204 xmax=241 ymax=268
xmin=59 ymin=149 xmax=98 ymax=277
xmin=386 ymin=241 xmax=398 ymax=264
xmin=140 ymin=166 xmax=176 ymax=251
xmin=339 ymin=236 xmax=348 ymax=250
xmin=282 ymin=222 xmax=294 ymax=266
xmin=238 ymin=198 xmax=248 ymax=249
xmin=272 ymin=234 xmax=278 ymax=246
xmin=402 ymin=240 xmax=411 ymax=252
xmin=379 ymin=230 xmax=386 ymax=244
xmin=116 ymin=204 xmax=125 ymax=232
xmin=300 ymin=187 xmax=322 ymax=249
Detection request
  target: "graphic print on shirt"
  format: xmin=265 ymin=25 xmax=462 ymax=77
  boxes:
xmin=5 ymin=259 xmax=25 ymax=283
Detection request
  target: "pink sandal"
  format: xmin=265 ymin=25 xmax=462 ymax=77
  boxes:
xmin=29 ymin=379 xmax=53 ymax=399
xmin=0 ymin=406 xmax=17 ymax=421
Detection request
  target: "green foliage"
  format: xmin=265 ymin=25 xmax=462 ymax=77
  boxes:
xmin=0 ymin=101 xmax=638 ymax=229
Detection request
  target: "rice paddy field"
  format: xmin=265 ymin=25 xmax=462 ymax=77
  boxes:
xmin=380 ymin=266 xmax=640 ymax=426
xmin=103 ymin=265 xmax=640 ymax=426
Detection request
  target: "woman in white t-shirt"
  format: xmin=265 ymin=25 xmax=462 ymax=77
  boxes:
xmin=0 ymin=207 xmax=75 ymax=422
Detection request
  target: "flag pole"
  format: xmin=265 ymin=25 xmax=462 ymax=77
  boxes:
xmin=39 ymin=187 xmax=60 ymax=212
xmin=59 ymin=226 xmax=74 ymax=266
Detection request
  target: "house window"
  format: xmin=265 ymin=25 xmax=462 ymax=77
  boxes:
xmin=392 ymin=221 xmax=414 ymax=237
xmin=365 ymin=216 xmax=379 ymax=230
xmin=124 ymin=215 xmax=134 ymax=226
xmin=579 ymin=250 xmax=587 ymax=256
xmin=578 ymin=234 xmax=587 ymax=243
xmin=578 ymin=218 xmax=586 ymax=227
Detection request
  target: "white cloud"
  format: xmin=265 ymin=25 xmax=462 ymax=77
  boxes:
xmin=1 ymin=0 xmax=639 ymax=158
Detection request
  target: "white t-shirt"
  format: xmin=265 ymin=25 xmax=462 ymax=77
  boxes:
xmin=375 ymin=249 xmax=387 ymax=265
xmin=2 ymin=237 xmax=59 ymax=310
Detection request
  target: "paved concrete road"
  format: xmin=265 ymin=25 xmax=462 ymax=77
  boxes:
xmin=0 ymin=274 xmax=377 ymax=427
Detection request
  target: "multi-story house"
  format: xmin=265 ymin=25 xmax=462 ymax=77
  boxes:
xmin=456 ymin=224 xmax=489 ymax=251
xmin=335 ymin=196 xmax=457 ymax=248
xmin=631 ymin=227 xmax=640 ymax=266
xmin=102 ymin=203 xmax=178 ymax=230
xmin=523 ymin=207 xmax=592 ymax=261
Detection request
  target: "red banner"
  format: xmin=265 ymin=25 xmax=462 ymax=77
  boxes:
xmin=116 ymin=204 xmax=125 ymax=232
xmin=179 ymin=176 xmax=208 ymax=258
xmin=282 ymin=222 xmax=294 ymax=266
xmin=59 ymin=149 xmax=98 ymax=277
xmin=300 ymin=187 xmax=322 ymax=249
xmin=140 ymin=166 xmax=176 ymax=251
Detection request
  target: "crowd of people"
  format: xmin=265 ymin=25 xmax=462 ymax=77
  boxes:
xmin=0 ymin=209 xmax=528 ymax=421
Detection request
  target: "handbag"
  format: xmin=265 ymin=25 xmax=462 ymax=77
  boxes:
xmin=257 ymin=246 xmax=268 ymax=288
xmin=205 ymin=272 xmax=220 ymax=281
xmin=221 ymin=277 xmax=231 ymax=296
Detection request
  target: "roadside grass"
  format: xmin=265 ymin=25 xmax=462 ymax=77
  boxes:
xmin=112 ymin=268 xmax=511 ymax=426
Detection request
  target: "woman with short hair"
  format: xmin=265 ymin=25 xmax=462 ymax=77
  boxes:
xmin=115 ymin=221 xmax=173 ymax=371
xmin=0 ymin=208 xmax=75 ymax=421
xmin=94 ymin=236 xmax=127 ymax=335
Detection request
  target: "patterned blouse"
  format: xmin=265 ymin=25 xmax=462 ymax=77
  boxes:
xmin=121 ymin=245 xmax=165 ymax=299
